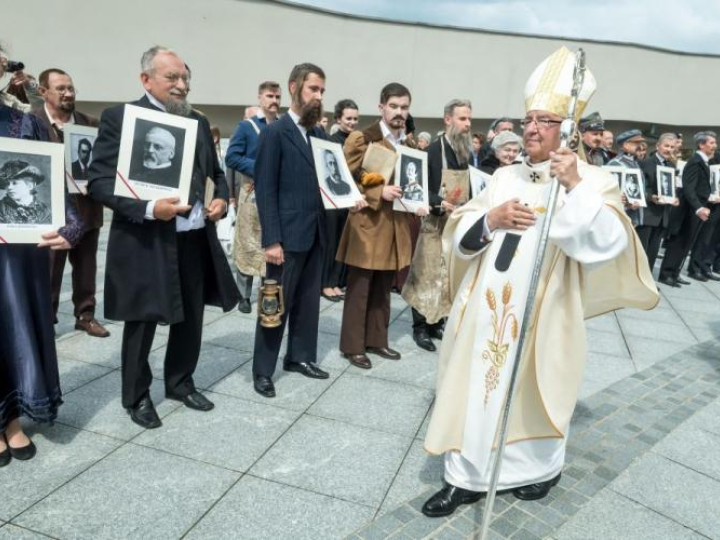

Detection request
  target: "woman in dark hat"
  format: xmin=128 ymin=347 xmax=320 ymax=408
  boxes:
xmin=0 ymin=77 xmax=83 ymax=467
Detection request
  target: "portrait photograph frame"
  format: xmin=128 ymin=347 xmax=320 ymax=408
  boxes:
xmin=603 ymin=165 xmax=626 ymax=192
xmin=469 ymin=165 xmax=491 ymax=198
xmin=656 ymin=165 xmax=676 ymax=203
xmin=114 ymin=104 xmax=198 ymax=204
xmin=622 ymin=169 xmax=647 ymax=207
xmin=309 ymin=136 xmax=363 ymax=210
xmin=64 ymin=124 xmax=98 ymax=195
xmin=393 ymin=145 xmax=429 ymax=213
xmin=710 ymin=165 xmax=720 ymax=203
xmin=0 ymin=137 xmax=65 ymax=244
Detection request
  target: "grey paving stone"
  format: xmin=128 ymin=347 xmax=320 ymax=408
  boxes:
xmin=54 ymin=311 xmax=81 ymax=339
xmin=612 ymin=452 xmax=720 ymax=538
xmin=251 ymin=415 xmax=410 ymax=507
xmin=617 ymin=306 xmax=685 ymax=326
xmin=149 ymin=343 xmax=251 ymax=390
xmin=57 ymin=370 xmax=181 ymax=440
xmin=14 ymin=444 xmax=238 ymax=540
xmin=667 ymin=296 xmax=720 ymax=316
xmin=0 ymin=423 xmax=119 ymax=520
xmin=57 ymin=356 xmax=114 ymax=393
xmin=379 ymin=439 xmax=444 ymax=514
xmin=619 ymin=318 xmax=697 ymax=345
xmin=555 ymin=489 xmax=704 ymax=540
xmin=399 ymin=515 xmax=451 ymax=539
xmin=56 ymin=325 xmax=167 ymax=368
xmin=434 ymin=526 xmax=468 ymax=540
xmin=211 ymin=359 xmax=342 ymax=412
xmin=0 ymin=525 xmax=50 ymax=539
xmin=585 ymin=329 xmax=630 ymax=358
xmin=653 ymin=425 xmax=720 ymax=482
xmin=200 ymin=312 xmax=257 ymax=352
xmin=360 ymin=346 xmax=439 ymax=390
xmin=627 ymin=336 xmax=692 ymax=371
xmin=185 ymin=475 xmax=372 ymax=540
xmin=682 ymin=401 xmax=720 ymax=436
xmin=135 ymin=391 xmax=299 ymax=472
xmin=309 ymin=374 xmax=433 ymax=437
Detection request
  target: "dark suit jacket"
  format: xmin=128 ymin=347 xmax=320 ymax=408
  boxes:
xmin=427 ymin=136 xmax=468 ymax=215
xmin=31 ymin=107 xmax=104 ymax=230
xmin=682 ymin=152 xmax=712 ymax=212
xmin=254 ymin=113 xmax=327 ymax=252
xmin=640 ymin=153 xmax=674 ymax=228
xmin=71 ymin=159 xmax=90 ymax=180
xmin=88 ymin=95 xmax=238 ymax=323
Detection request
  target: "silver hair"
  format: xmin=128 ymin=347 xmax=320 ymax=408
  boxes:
xmin=695 ymin=131 xmax=716 ymax=148
xmin=444 ymin=99 xmax=472 ymax=117
xmin=657 ymin=133 xmax=678 ymax=146
xmin=141 ymin=45 xmax=175 ymax=74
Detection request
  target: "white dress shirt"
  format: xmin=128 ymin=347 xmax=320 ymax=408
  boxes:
xmin=380 ymin=120 xmax=406 ymax=149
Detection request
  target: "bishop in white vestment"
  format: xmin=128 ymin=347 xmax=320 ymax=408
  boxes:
xmin=421 ymin=47 xmax=658 ymax=518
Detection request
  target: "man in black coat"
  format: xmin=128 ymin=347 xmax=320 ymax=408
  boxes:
xmin=251 ymin=63 xmax=337 ymax=398
xmin=659 ymin=131 xmax=719 ymax=286
xmin=88 ymin=46 xmax=239 ymax=429
xmin=639 ymin=133 xmax=679 ymax=275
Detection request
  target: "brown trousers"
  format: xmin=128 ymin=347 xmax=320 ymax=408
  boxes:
xmin=50 ymin=227 xmax=100 ymax=319
xmin=340 ymin=266 xmax=394 ymax=354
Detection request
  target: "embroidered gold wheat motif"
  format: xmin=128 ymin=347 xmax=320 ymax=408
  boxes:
xmin=482 ymin=282 xmax=519 ymax=406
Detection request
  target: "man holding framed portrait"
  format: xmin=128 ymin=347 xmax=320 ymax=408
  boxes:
xmin=608 ymin=129 xmax=647 ymax=227
xmin=88 ymin=46 xmax=238 ymax=429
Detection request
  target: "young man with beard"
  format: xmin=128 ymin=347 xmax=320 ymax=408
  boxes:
xmin=88 ymin=46 xmax=238 ymax=428
xmin=336 ymin=83 xmax=428 ymax=369
xmin=226 ymin=81 xmax=282 ymax=313
xmin=252 ymin=63 xmax=350 ymax=398
xmin=31 ymin=69 xmax=110 ymax=338
xmin=404 ymin=99 xmax=473 ymax=352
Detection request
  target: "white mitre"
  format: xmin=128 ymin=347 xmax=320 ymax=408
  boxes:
xmin=524 ymin=46 xmax=596 ymax=120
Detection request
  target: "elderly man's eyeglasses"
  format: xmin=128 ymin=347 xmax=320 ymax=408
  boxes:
xmin=520 ymin=117 xmax=562 ymax=130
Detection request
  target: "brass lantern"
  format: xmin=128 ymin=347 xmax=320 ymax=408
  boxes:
xmin=257 ymin=279 xmax=285 ymax=328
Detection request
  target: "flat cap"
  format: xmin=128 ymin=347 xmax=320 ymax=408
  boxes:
xmin=579 ymin=112 xmax=605 ymax=133
xmin=616 ymin=129 xmax=645 ymax=145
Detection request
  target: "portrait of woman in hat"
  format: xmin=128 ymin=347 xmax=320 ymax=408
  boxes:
xmin=0 ymin=159 xmax=52 ymax=224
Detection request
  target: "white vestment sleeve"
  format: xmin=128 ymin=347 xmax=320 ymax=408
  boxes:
xmin=453 ymin=210 xmax=495 ymax=260
xmin=549 ymin=181 xmax=627 ymax=270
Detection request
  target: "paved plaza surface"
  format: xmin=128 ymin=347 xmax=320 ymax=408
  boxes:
xmin=2 ymin=224 xmax=720 ymax=540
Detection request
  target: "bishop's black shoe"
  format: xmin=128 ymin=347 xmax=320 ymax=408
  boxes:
xmin=512 ymin=473 xmax=561 ymax=501
xmin=421 ymin=483 xmax=484 ymax=518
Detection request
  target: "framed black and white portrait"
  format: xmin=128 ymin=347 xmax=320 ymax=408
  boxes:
xmin=710 ymin=165 xmax=720 ymax=203
xmin=656 ymin=165 xmax=676 ymax=203
xmin=310 ymin=137 xmax=362 ymax=210
xmin=0 ymin=138 xmax=65 ymax=244
xmin=64 ymin=124 xmax=98 ymax=194
xmin=623 ymin=169 xmax=646 ymax=207
xmin=603 ymin=165 xmax=625 ymax=191
xmin=469 ymin=165 xmax=491 ymax=197
xmin=393 ymin=146 xmax=428 ymax=213
xmin=115 ymin=105 xmax=197 ymax=204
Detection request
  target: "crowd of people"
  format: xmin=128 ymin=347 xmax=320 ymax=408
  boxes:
xmin=0 ymin=41 xmax=702 ymax=521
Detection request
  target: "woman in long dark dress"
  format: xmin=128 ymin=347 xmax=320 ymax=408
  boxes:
xmin=0 ymin=101 xmax=84 ymax=467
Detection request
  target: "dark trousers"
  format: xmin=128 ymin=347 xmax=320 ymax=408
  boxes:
xmin=322 ymin=209 xmax=348 ymax=289
xmin=120 ymin=230 xmax=208 ymax=408
xmin=252 ymin=239 xmax=322 ymax=377
xmin=690 ymin=207 xmax=720 ymax=275
xmin=236 ymin=270 xmax=253 ymax=301
xmin=636 ymin=224 xmax=666 ymax=275
xmin=659 ymin=213 xmax=702 ymax=279
xmin=50 ymin=227 xmax=100 ymax=318
xmin=340 ymin=266 xmax=394 ymax=354
xmin=411 ymin=308 xmax=445 ymax=333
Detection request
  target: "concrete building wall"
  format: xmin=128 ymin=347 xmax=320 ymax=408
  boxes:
xmin=3 ymin=0 xmax=718 ymax=138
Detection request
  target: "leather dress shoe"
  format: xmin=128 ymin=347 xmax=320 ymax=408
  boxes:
xmin=704 ymin=272 xmax=720 ymax=281
xmin=253 ymin=375 xmax=276 ymax=398
xmin=343 ymin=353 xmax=372 ymax=369
xmin=428 ymin=326 xmax=444 ymax=340
xmin=366 ymin=346 xmax=401 ymax=360
xmin=8 ymin=439 xmax=37 ymax=461
xmin=75 ymin=315 xmax=110 ymax=338
xmin=321 ymin=291 xmax=341 ymax=302
xmin=513 ymin=473 xmax=561 ymax=501
xmin=284 ymin=361 xmax=329 ymax=379
xmin=0 ymin=446 xmax=10 ymax=467
xmin=238 ymin=298 xmax=252 ymax=314
xmin=421 ymin=483 xmax=484 ymax=518
xmin=658 ymin=276 xmax=680 ymax=288
xmin=127 ymin=396 xmax=162 ymax=429
xmin=413 ymin=330 xmax=436 ymax=352
xmin=168 ymin=391 xmax=214 ymax=411
xmin=676 ymin=276 xmax=691 ymax=285
xmin=688 ymin=273 xmax=708 ymax=282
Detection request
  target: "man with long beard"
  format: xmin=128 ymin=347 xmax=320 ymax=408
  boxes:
xmin=403 ymin=99 xmax=473 ymax=352
xmin=251 ymin=63 xmax=340 ymax=398
xmin=421 ymin=46 xmax=657 ymax=517
xmin=336 ymin=82 xmax=427 ymax=369
xmin=89 ymin=46 xmax=238 ymax=428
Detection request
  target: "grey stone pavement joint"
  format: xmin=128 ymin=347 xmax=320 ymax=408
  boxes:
xmin=5 ymin=221 xmax=720 ymax=539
